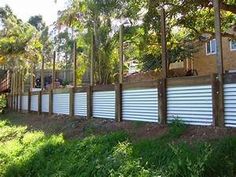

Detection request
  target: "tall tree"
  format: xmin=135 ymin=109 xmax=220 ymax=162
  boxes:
xmin=0 ymin=6 xmax=42 ymax=72
xmin=28 ymin=15 xmax=46 ymax=31
xmin=28 ymin=15 xmax=54 ymax=68
xmin=57 ymin=0 xmax=236 ymax=78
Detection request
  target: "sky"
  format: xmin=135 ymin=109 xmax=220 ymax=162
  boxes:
xmin=0 ymin=0 xmax=67 ymax=26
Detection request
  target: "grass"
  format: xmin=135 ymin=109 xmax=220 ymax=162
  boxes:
xmin=0 ymin=115 xmax=236 ymax=177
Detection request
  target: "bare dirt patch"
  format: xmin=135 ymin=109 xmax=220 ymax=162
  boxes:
xmin=2 ymin=112 xmax=236 ymax=142
xmin=179 ymin=125 xmax=236 ymax=143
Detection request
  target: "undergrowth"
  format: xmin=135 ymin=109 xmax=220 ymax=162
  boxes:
xmin=0 ymin=118 xmax=236 ymax=177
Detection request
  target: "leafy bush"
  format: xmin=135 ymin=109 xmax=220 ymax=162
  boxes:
xmin=0 ymin=94 xmax=7 ymax=114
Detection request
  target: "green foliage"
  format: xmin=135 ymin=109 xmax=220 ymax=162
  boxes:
xmin=109 ymin=141 xmax=159 ymax=177
xmin=28 ymin=15 xmax=46 ymax=31
xmin=0 ymin=95 xmax=6 ymax=113
xmin=0 ymin=6 xmax=43 ymax=72
xmin=28 ymin=15 xmax=54 ymax=65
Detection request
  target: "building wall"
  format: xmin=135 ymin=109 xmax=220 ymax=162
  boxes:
xmin=193 ymin=37 xmax=236 ymax=76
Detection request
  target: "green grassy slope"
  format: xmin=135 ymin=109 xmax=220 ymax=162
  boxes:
xmin=0 ymin=117 xmax=236 ymax=177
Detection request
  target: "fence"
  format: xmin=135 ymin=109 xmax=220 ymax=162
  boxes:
xmin=0 ymin=71 xmax=10 ymax=93
xmin=8 ymin=73 xmax=236 ymax=128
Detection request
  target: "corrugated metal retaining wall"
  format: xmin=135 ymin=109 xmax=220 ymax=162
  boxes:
xmin=22 ymin=96 xmax=28 ymax=111
xmin=42 ymin=94 xmax=49 ymax=113
xmin=167 ymin=85 xmax=213 ymax=125
xmin=74 ymin=92 xmax=87 ymax=116
xmin=224 ymin=84 xmax=236 ymax=127
xmin=122 ymin=88 xmax=159 ymax=122
xmin=31 ymin=95 xmax=38 ymax=111
xmin=53 ymin=93 xmax=70 ymax=115
xmin=93 ymin=91 xmax=115 ymax=119
xmin=11 ymin=73 xmax=236 ymax=128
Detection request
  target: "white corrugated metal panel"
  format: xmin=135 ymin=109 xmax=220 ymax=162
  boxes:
xmin=122 ymin=88 xmax=158 ymax=122
xmin=224 ymin=84 xmax=236 ymax=127
xmin=31 ymin=95 xmax=38 ymax=111
xmin=167 ymin=85 xmax=213 ymax=125
xmin=22 ymin=96 xmax=28 ymax=111
xmin=74 ymin=92 xmax=87 ymax=117
xmin=42 ymin=94 xmax=49 ymax=113
xmin=93 ymin=91 xmax=115 ymax=119
xmin=53 ymin=93 xmax=70 ymax=115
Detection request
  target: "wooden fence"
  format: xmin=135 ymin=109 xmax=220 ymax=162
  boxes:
xmin=8 ymin=73 xmax=236 ymax=127
xmin=0 ymin=71 xmax=10 ymax=93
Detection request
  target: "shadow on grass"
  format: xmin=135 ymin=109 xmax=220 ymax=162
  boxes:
xmin=0 ymin=112 xmax=92 ymax=138
xmin=2 ymin=128 xmax=158 ymax=177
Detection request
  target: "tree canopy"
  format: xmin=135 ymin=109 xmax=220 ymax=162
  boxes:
xmin=0 ymin=6 xmax=42 ymax=72
xmin=0 ymin=0 xmax=235 ymax=84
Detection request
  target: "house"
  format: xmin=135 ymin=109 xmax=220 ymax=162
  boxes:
xmin=172 ymin=37 xmax=236 ymax=76
xmin=193 ymin=38 xmax=236 ymax=75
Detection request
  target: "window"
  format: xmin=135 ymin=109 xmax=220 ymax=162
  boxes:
xmin=206 ymin=39 xmax=216 ymax=55
xmin=230 ymin=39 xmax=236 ymax=51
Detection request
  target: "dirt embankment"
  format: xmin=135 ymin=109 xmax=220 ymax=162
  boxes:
xmin=3 ymin=112 xmax=236 ymax=143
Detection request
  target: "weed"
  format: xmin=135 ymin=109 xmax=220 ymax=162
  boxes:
xmin=167 ymin=118 xmax=187 ymax=139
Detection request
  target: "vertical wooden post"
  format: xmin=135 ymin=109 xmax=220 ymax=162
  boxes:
xmin=88 ymin=34 xmax=94 ymax=119
xmin=49 ymin=89 xmax=53 ymax=116
xmin=28 ymin=89 xmax=31 ymax=113
xmin=13 ymin=72 xmax=15 ymax=110
xmin=52 ymin=51 xmax=56 ymax=89
xmin=39 ymin=57 xmax=43 ymax=114
xmin=69 ymin=87 xmax=75 ymax=117
xmin=213 ymin=0 xmax=224 ymax=127
xmin=158 ymin=79 xmax=167 ymax=124
xmin=14 ymin=73 xmax=17 ymax=110
xmin=115 ymin=83 xmax=122 ymax=122
xmin=22 ymin=70 xmax=25 ymax=93
xmin=12 ymin=73 xmax=15 ymax=110
xmin=119 ymin=24 xmax=124 ymax=84
xmin=16 ymin=72 xmax=19 ymax=111
xmin=211 ymin=73 xmax=220 ymax=126
xmin=90 ymin=34 xmax=94 ymax=86
xmin=41 ymin=55 xmax=45 ymax=90
xmin=13 ymin=72 xmax=16 ymax=110
xmin=30 ymin=65 xmax=35 ymax=91
xmin=87 ymin=86 xmax=92 ymax=119
xmin=9 ymin=75 xmax=12 ymax=110
xmin=19 ymin=72 xmax=23 ymax=112
xmin=38 ymin=91 xmax=42 ymax=115
xmin=213 ymin=0 xmax=224 ymax=75
xmin=73 ymin=41 xmax=77 ymax=87
xmin=18 ymin=71 xmax=21 ymax=112
xmin=159 ymin=8 xmax=168 ymax=125
xmin=160 ymin=8 xmax=168 ymax=78
xmin=11 ymin=73 xmax=14 ymax=110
